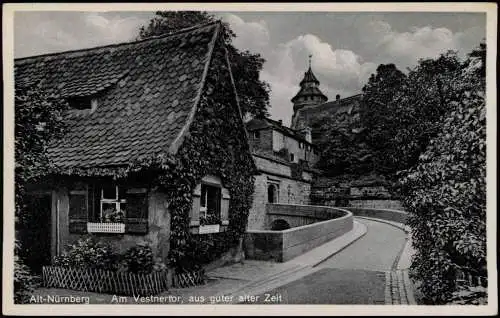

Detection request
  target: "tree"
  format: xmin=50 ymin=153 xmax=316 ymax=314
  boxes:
xmin=399 ymin=43 xmax=487 ymax=304
xmin=138 ymin=11 xmax=271 ymax=118
xmin=15 ymin=82 xmax=67 ymax=223
xmin=14 ymin=82 xmax=68 ymax=302
xmin=360 ymin=64 xmax=410 ymax=176
xmin=360 ymin=53 xmax=462 ymax=179
xmin=315 ymin=112 xmax=374 ymax=177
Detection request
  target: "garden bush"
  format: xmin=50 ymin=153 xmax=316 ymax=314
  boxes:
xmin=121 ymin=243 xmax=167 ymax=274
xmin=53 ymin=237 xmax=167 ymax=275
xmin=399 ymin=43 xmax=486 ymax=304
xmin=53 ymin=236 xmax=120 ymax=271
xmin=14 ymin=241 xmax=40 ymax=304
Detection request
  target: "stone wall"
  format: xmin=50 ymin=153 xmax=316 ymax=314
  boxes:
xmin=244 ymin=206 xmax=352 ymax=262
xmin=349 ymin=199 xmax=404 ymax=210
xmin=249 ymin=128 xmax=273 ymax=153
xmin=340 ymin=207 xmax=408 ymax=224
xmin=247 ymin=166 xmax=312 ymax=230
xmin=265 ymin=203 xmax=346 ymax=229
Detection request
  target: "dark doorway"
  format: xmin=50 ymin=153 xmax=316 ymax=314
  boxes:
xmin=267 ymin=184 xmax=279 ymax=203
xmin=271 ymin=219 xmax=291 ymax=231
xmin=19 ymin=193 xmax=52 ymax=274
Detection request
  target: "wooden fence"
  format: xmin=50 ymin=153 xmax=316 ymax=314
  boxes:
xmin=43 ymin=266 xmax=170 ymax=296
xmin=43 ymin=266 xmax=207 ymax=295
xmin=172 ymin=270 xmax=207 ymax=288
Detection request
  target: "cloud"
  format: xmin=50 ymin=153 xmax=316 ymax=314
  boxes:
xmin=221 ymin=13 xmax=270 ymax=52
xmin=83 ymin=13 xmax=147 ymax=44
xmin=359 ymin=20 xmax=482 ymax=68
xmin=259 ymin=33 xmax=376 ymax=125
xmin=14 ymin=12 xmax=483 ymax=128
xmin=15 ymin=12 xmax=150 ymax=58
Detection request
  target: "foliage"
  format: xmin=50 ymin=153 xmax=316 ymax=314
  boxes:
xmin=15 ymin=82 xmax=68 ymax=274
xmin=53 ymin=237 xmax=167 ymax=275
xmin=199 ymin=212 xmax=221 ymax=226
xmin=400 ymin=42 xmax=487 ymax=304
xmin=138 ymin=10 xmax=271 ymax=118
xmin=314 ymin=112 xmax=374 ymax=177
xmin=15 ymin=82 xmax=68 ymax=224
xmin=121 ymin=243 xmax=167 ymax=274
xmin=53 ymin=236 xmax=120 ymax=271
xmin=450 ymin=286 xmax=488 ymax=305
xmin=14 ymin=241 xmax=40 ymax=304
xmin=102 ymin=37 xmax=256 ymax=271
xmin=360 ymin=53 xmax=462 ymax=179
xmin=160 ymin=38 xmax=255 ymax=271
xmin=15 ymin=19 xmax=256 ymax=274
xmin=101 ymin=207 xmax=125 ymax=223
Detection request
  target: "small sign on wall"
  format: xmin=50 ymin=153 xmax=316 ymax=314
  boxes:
xmin=198 ymin=224 xmax=220 ymax=234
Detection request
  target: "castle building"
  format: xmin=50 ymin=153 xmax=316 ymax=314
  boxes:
xmin=291 ymin=57 xmax=363 ymax=145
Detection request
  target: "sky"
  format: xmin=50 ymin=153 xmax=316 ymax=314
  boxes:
xmin=14 ymin=10 xmax=486 ymax=126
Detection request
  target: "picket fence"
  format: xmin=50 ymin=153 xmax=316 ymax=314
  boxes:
xmin=42 ymin=266 xmax=207 ymax=295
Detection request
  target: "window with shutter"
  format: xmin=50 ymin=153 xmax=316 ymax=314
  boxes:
xmin=125 ymin=188 xmax=149 ymax=234
xmin=68 ymin=186 xmax=88 ymax=234
xmin=68 ymin=182 xmax=149 ymax=234
xmin=189 ymin=175 xmax=230 ymax=234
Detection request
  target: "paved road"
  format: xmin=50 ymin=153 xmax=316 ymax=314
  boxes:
xmin=255 ymin=218 xmax=408 ymax=304
xmin=316 ymin=218 xmax=407 ymax=271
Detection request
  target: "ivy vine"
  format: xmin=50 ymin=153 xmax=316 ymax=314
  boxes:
xmin=45 ymin=39 xmax=256 ymax=272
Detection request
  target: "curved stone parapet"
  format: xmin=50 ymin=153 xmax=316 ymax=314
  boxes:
xmin=338 ymin=207 xmax=408 ymax=224
xmin=244 ymin=204 xmax=353 ymax=262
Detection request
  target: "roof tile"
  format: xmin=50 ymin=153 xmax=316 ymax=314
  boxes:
xmin=15 ymin=22 xmax=220 ymax=169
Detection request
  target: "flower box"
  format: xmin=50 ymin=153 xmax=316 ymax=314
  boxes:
xmin=87 ymin=222 xmax=125 ymax=233
xmin=198 ymin=224 xmax=220 ymax=234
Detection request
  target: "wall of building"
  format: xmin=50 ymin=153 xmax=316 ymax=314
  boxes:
xmin=249 ymin=126 xmax=319 ymax=167
xmin=247 ymin=155 xmax=315 ymax=230
xmin=249 ymin=128 xmax=273 ymax=153
xmin=52 ymin=186 xmax=171 ymax=261
xmin=247 ymin=173 xmax=312 ymax=230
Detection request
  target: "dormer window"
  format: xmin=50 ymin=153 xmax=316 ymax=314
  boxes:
xmin=68 ymin=96 xmax=98 ymax=111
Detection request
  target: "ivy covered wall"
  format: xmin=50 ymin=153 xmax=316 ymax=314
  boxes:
xmin=159 ymin=37 xmax=256 ymax=271
xmin=40 ymin=33 xmax=256 ymax=272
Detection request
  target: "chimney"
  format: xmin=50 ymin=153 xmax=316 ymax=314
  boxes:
xmin=336 ymin=94 xmax=341 ymax=101
xmin=278 ymin=120 xmax=283 ymax=126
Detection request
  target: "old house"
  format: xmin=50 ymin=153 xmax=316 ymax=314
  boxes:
xmin=245 ymin=116 xmax=320 ymax=230
xmin=15 ymin=21 xmax=256 ymax=271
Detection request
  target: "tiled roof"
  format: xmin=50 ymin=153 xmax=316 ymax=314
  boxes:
xmin=292 ymin=94 xmax=363 ymax=129
xmin=291 ymin=85 xmax=328 ymax=103
xmin=15 ymin=22 xmax=221 ymax=169
xmin=299 ymin=67 xmax=320 ymax=86
xmin=245 ymin=117 xmax=314 ymax=146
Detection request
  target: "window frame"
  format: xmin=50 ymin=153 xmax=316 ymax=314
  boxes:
xmin=68 ymin=181 xmax=149 ymax=234
xmin=199 ymin=183 xmax=222 ymax=226
xmin=100 ymin=185 xmax=127 ymax=221
xmin=190 ymin=175 xmax=230 ymax=235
